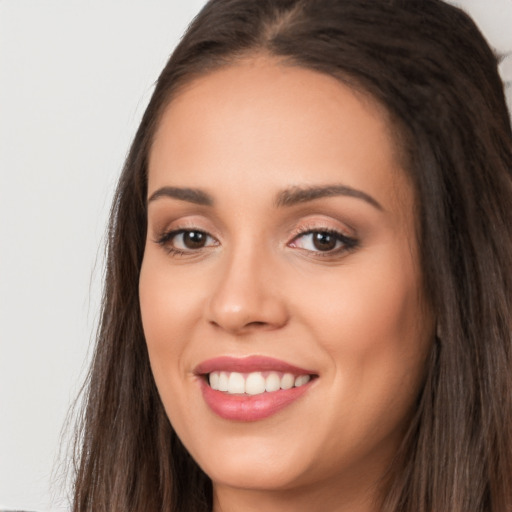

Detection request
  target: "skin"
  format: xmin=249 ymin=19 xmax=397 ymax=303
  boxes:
xmin=139 ymin=57 xmax=434 ymax=512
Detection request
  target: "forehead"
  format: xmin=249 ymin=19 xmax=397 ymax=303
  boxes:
xmin=148 ymin=57 xmax=412 ymax=214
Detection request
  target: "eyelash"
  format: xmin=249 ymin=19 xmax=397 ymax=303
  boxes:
xmin=288 ymin=226 xmax=359 ymax=257
xmin=155 ymin=228 xmax=217 ymax=257
xmin=154 ymin=226 xmax=359 ymax=258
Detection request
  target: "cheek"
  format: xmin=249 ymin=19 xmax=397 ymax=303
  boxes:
xmin=139 ymin=255 xmax=205 ymax=433
xmin=296 ymin=251 xmax=431 ymax=418
xmin=300 ymin=256 xmax=424 ymax=347
xmin=139 ymin=254 xmax=201 ymax=377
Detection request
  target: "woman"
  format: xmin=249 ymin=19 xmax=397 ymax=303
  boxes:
xmin=72 ymin=0 xmax=512 ymax=510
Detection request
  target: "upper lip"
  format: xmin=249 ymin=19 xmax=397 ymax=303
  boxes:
xmin=194 ymin=356 xmax=316 ymax=376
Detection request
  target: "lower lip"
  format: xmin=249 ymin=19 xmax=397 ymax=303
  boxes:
xmin=199 ymin=378 xmax=313 ymax=422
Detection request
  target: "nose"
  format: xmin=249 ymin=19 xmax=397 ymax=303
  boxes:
xmin=206 ymin=246 xmax=289 ymax=335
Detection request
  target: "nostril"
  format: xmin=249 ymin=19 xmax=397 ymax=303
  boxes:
xmin=247 ymin=321 xmax=267 ymax=328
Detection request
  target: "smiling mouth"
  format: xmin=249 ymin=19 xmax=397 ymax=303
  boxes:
xmin=195 ymin=356 xmax=318 ymax=420
xmin=207 ymin=371 xmax=314 ymax=395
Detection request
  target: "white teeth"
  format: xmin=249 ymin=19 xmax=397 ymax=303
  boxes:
xmin=265 ymin=372 xmax=281 ymax=392
xmin=208 ymin=370 xmax=312 ymax=395
xmin=294 ymin=375 xmax=311 ymax=387
xmin=217 ymin=371 xmax=229 ymax=391
xmin=281 ymin=373 xmax=295 ymax=390
xmin=228 ymin=372 xmax=245 ymax=394
xmin=209 ymin=371 xmax=219 ymax=389
xmin=245 ymin=372 xmax=266 ymax=395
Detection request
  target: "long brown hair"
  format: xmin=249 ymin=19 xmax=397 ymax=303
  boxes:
xmin=72 ymin=1 xmax=512 ymax=510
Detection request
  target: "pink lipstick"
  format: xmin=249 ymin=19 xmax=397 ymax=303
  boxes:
xmin=195 ymin=356 xmax=316 ymax=422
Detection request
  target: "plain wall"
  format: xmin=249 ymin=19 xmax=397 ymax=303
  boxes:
xmin=0 ymin=1 xmax=511 ymax=510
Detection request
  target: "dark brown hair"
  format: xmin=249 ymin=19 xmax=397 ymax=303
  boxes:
xmin=72 ymin=1 xmax=512 ymax=510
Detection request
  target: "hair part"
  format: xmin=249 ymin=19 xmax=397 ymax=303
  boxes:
xmin=72 ymin=1 xmax=512 ymax=511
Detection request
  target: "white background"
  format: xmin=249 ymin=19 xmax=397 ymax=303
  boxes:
xmin=0 ymin=1 xmax=511 ymax=510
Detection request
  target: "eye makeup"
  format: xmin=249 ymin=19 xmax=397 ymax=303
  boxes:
xmin=152 ymin=219 xmax=360 ymax=261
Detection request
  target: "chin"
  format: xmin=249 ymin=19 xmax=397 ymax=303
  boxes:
xmin=202 ymin=456 xmax=307 ymax=491
xmin=183 ymin=429 xmax=315 ymax=491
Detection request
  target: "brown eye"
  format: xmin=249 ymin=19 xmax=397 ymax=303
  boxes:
xmin=289 ymin=229 xmax=358 ymax=255
xmin=182 ymin=231 xmax=207 ymax=249
xmin=156 ymin=229 xmax=218 ymax=254
xmin=312 ymin=232 xmax=337 ymax=251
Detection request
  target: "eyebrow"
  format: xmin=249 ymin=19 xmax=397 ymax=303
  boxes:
xmin=275 ymin=185 xmax=383 ymax=210
xmin=148 ymin=186 xmax=214 ymax=206
xmin=147 ymin=184 xmax=382 ymax=211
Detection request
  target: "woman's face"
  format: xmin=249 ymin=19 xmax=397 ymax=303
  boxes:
xmin=140 ymin=58 xmax=433 ymax=505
